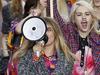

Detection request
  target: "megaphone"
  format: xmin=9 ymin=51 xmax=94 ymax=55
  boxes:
xmin=21 ymin=16 xmax=48 ymax=44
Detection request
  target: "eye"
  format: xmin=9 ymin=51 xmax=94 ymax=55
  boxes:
xmin=47 ymin=27 xmax=52 ymax=31
xmin=85 ymin=12 xmax=91 ymax=16
xmin=76 ymin=12 xmax=82 ymax=16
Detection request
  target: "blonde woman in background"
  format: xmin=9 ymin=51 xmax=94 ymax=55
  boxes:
xmin=54 ymin=0 xmax=100 ymax=74
xmin=70 ymin=1 xmax=100 ymax=74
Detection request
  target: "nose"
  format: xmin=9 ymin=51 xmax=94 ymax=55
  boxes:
xmin=82 ymin=14 xmax=86 ymax=20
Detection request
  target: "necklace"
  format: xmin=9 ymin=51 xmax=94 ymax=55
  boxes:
xmin=43 ymin=52 xmax=57 ymax=72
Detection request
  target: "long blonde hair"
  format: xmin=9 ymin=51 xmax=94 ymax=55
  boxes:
xmin=70 ymin=0 xmax=98 ymax=34
xmin=13 ymin=17 xmax=74 ymax=62
xmin=44 ymin=17 xmax=74 ymax=62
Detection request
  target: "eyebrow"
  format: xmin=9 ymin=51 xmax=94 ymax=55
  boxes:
xmin=76 ymin=11 xmax=90 ymax=13
xmin=47 ymin=27 xmax=52 ymax=29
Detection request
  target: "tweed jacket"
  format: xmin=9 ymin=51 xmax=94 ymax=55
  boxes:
xmin=7 ymin=49 xmax=73 ymax=75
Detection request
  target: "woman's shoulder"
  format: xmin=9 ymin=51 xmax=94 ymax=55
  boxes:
xmin=58 ymin=49 xmax=73 ymax=63
xmin=56 ymin=49 xmax=73 ymax=74
xmin=19 ymin=49 xmax=33 ymax=62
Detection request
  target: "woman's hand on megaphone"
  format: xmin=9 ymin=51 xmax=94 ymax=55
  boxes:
xmin=32 ymin=41 xmax=45 ymax=61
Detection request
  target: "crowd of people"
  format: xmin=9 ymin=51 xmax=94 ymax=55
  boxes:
xmin=0 ymin=0 xmax=100 ymax=75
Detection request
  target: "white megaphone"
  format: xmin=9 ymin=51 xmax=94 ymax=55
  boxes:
xmin=22 ymin=16 xmax=48 ymax=44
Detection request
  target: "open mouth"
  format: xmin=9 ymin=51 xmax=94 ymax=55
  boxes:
xmin=81 ymin=21 xmax=87 ymax=29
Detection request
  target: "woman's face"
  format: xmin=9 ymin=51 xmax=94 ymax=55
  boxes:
xmin=75 ymin=6 xmax=92 ymax=33
xmin=45 ymin=24 xmax=55 ymax=46
xmin=40 ymin=0 xmax=47 ymax=8
xmin=93 ymin=0 xmax=100 ymax=7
